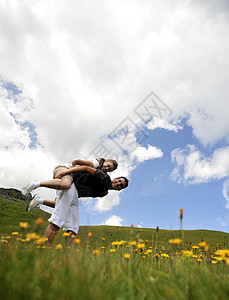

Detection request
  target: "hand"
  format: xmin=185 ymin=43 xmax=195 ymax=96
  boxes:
xmin=55 ymin=173 xmax=64 ymax=179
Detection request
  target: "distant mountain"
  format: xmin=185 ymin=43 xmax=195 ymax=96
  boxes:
xmin=0 ymin=187 xmax=31 ymax=201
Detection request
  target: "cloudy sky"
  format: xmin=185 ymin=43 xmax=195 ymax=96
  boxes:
xmin=1 ymin=0 xmax=229 ymax=232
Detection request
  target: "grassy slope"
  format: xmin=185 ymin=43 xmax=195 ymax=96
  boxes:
xmin=1 ymin=195 xmax=228 ymax=248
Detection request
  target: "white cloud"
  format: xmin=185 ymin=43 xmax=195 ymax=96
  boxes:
xmin=171 ymin=145 xmax=229 ymax=184
xmin=93 ymin=191 xmax=120 ymax=213
xmin=147 ymin=118 xmax=183 ymax=133
xmin=0 ymin=0 xmax=229 ymax=213
xmin=104 ymin=215 xmax=124 ymax=226
xmin=222 ymin=179 xmax=229 ymax=209
xmin=131 ymin=145 xmax=163 ymax=163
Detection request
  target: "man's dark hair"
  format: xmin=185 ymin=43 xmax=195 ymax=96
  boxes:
xmin=117 ymin=176 xmax=129 ymax=188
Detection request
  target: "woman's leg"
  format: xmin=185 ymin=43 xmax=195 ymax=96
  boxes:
xmin=22 ymin=178 xmax=72 ymax=195
xmin=22 ymin=166 xmax=73 ymax=195
xmin=40 ymin=178 xmax=72 ymax=190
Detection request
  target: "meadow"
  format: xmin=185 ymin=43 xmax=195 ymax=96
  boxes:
xmin=1 ymin=193 xmax=229 ymax=300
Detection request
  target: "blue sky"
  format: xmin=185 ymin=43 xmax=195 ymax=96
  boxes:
xmin=79 ymin=123 xmax=229 ymax=231
xmin=0 ymin=0 xmax=229 ymax=232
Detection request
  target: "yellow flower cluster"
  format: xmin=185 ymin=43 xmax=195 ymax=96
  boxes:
xmin=37 ymin=237 xmax=48 ymax=245
xmin=169 ymin=238 xmax=182 ymax=245
xmin=214 ymin=249 xmax=229 ymax=264
xmin=2 ymin=220 xmax=229 ymax=268
xmin=182 ymin=250 xmax=193 ymax=257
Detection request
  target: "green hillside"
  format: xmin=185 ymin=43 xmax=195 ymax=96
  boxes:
xmin=0 ymin=188 xmax=228 ymax=249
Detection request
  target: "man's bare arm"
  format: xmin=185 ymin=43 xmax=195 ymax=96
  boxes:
xmin=70 ymin=159 xmax=95 ymax=167
xmin=55 ymin=165 xmax=96 ymax=179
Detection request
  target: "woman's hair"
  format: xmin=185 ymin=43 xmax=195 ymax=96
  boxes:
xmin=97 ymin=158 xmax=118 ymax=171
xmin=98 ymin=158 xmax=106 ymax=169
xmin=107 ymin=159 xmax=118 ymax=170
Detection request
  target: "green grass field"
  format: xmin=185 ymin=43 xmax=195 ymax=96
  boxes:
xmin=1 ymin=193 xmax=229 ymax=300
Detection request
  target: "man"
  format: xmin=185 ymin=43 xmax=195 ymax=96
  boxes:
xmin=40 ymin=165 xmax=128 ymax=244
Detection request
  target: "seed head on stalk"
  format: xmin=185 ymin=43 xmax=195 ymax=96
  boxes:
xmin=179 ymin=208 xmax=184 ymax=242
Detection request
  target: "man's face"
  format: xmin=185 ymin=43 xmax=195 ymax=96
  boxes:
xmin=110 ymin=177 xmax=126 ymax=190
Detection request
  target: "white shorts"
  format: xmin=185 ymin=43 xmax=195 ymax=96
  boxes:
xmin=48 ymin=184 xmax=79 ymax=234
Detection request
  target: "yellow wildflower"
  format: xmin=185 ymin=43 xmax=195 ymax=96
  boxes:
xmin=182 ymin=250 xmax=193 ymax=257
xmin=110 ymin=249 xmax=116 ymax=253
xmin=146 ymin=249 xmax=152 ymax=254
xmin=56 ymin=244 xmax=63 ymax=250
xmin=124 ymin=253 xmax=130 ymax=259
xmin=92 ymin=249 xmax=100 ymax=256
xmin=137 ymin=243 xmax=146 ymax=250
xmin=128 ymin=241 xmax=137 ymax=246
xmin=88 ymin=232 xmax=92 ymax=237
xmin=119 ymin=240 xmax=126 ymax=245
xmin=12 ymin=232 xmax=19 ymax=236
xmin=131 ymin=224 xmax=134 ymax=228
xmin=37 ymin=245 xmax=46 ymax=249
xmin=199 ymin=241 xmax=207 ymax=248
xmin=74 ymin=238 xmax=80 ymax=244
xmin=161 ymin=254 xmax=170 ymax=258
xmin=211 ymin=260 xmax=217 ymax=264
xmin=63 ymin=232 xmax=70 ymax=237
xmin=26 ymin=233 xmax=39 ymax=240
xmin=102 ymin=238 xmax=105 ymax=241
xmin=35 ymin=217 xmax=44 ymax=225
xmin=169 ymin=238 xmax=182 ymax=245
xmin=192 ymin=246 xmax=199 ymax=250
xmin=216 ymin=256 xmax=224 ymax=261
xmin=19 ymin=222 xmax=29 ymax=229
xmin=112 ymin=241 xmax=120 ymax=247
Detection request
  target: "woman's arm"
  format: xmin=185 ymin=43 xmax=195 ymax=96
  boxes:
xmin=55 ymin=165 xmax=96 ymax=179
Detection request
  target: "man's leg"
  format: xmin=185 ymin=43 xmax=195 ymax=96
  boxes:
xmin=63 ymin=185 xmax=79 ymax=247
xmin=45 ymin=186 xmax=75 ymax=244
xmin=44 ymin=223 xmax=59 ymax=244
